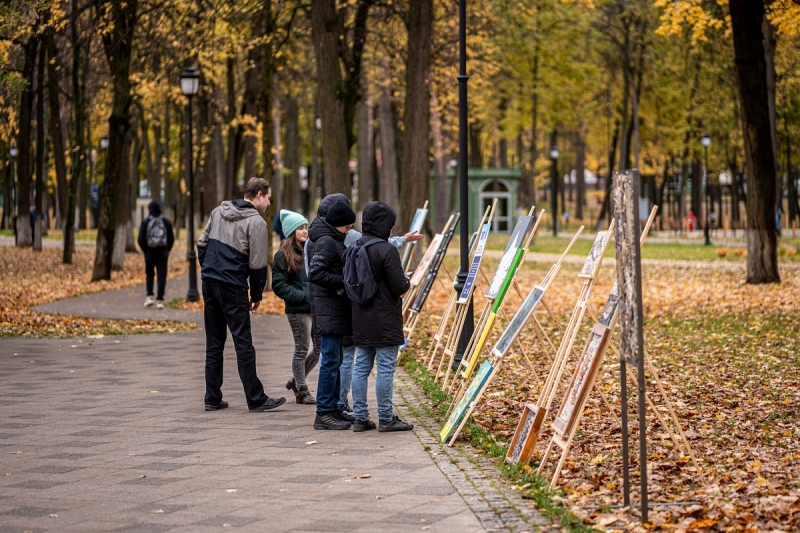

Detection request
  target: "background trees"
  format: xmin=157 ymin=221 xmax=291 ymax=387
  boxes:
xmin=1 ymin=0 xmax=798 ymax=283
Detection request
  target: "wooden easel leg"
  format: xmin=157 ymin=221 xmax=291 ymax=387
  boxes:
xmin=537 ymin=439 xmax=556 ymax=475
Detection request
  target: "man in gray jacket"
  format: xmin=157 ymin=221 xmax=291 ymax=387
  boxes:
xmin=198 ymin=177 xmax=285 ymax=413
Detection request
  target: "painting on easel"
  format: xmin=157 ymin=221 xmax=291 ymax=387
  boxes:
xmin=614 ymin=172 xmax=642 ymax=366
xmin=486 ymin=216 xmax=535 ymax=299
xmin=459 ymin=223 xmax=491 ymax=304
xmin=410 ymin=234 xmax=443 ymax=286
xmin=505 ymin=403 xmax=545 ymax=465
xmin=579 ymin=230 xmax=612 ymax=278
xmin=493 ymin=286 xmax=546 ymax=357
xmin=552 ymin=323 xmax=611 ymax=436
xmin=440 ymin=360 xmax=493 ymax=443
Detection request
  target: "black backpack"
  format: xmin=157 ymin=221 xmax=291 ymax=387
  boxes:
xmin=146 ymin=216 xmax=168 ymax=248
xmin=343 ymin=238 xmax=382 ymax=304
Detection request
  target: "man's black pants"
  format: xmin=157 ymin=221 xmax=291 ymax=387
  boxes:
xmin=203 ymin=280 xmax=268 ymax=410
xmin=145 ymin=251 xmax=169 ymax=300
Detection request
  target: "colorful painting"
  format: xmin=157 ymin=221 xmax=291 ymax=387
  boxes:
xmin=613 ymin=170 xmax=643 ymax=366
xmin=458 ymin=223 xmax=491 ymax=304
xmin=441 ymin=360 xmax=494 ymax=443
xmin=410 ymin=234 xmax=443 ymax=286
xmin=490 ymin=248 xmax=525 ymax=313
xmin=553 ymin=324 xmax=611 ymax=436
xmin=493 ymin=286 xmax=546 ymax=358
xmin=579 ymin=230 xmax=611 ymax=278
xmin=486 ymin=216 xmax=534 ymax=299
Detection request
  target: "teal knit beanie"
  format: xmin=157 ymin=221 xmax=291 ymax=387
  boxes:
xmin=280 ymin=209 xmax=308 ymax=238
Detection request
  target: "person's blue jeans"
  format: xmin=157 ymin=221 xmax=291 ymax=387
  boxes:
xmin=352 ymin=345 xmax=400 ymax=422
xmin=338 ymin=345 xmax=356 ymax=411
xmin=316 ymin=335 xmax=343 ymax=415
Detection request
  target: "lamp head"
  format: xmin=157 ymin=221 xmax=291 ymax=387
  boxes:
xmin=180 ymin=67 xmax=200 ymax=97
xmin=100 ymin=135 xmax=109 ymax=151
xmin=550 ymin=146 xmax=560 ymax=160
xmin=700 ymin=133 xmax=711 ymax=148
xmin=449 ymin=158 xmax=457 ymax=168
xmin=9 ymin=144 xmax=17 ymax=159
xmin=315 ymin=116 xmax=322 ymax=131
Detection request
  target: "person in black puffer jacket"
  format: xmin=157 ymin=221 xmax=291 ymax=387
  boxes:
xmin=307 ymin=199 xmax=356 ymax=430
xmin=350 ymin=201 xmax=414 ymax=433
xmin=272 ymin=209 xmax=318 ymax=406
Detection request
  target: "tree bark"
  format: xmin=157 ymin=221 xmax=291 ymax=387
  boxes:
xmin=46 ymin=32 xmax=68 ymax=231
xmin=271 ymin=74 xmax=283 ymax=213
xmin=285 ymin=94 xmax=301 ymax=212
xmin=356 ymin=96 xmax=374 ymax=213
xmin=93 ymin=0 xmax=138 ymax=281
xmin=377 ymin=57 xmax=399 ymax=210
xmin=64 ymin=0 xmax=85 ymax=263
xmin=399 ymin=0 xmax=432 ymax=230
xmin=729 ymin=0 xmax=779 ymax=283
xmin=2 ymin=143 xmax=10 ymax=230
xmin=34 ymin=39 xmax=46 ymax=252
xmin=16 ymin=35 xmax=38 ymax=247
xmin=430 ymin=89 xmax=449 ymax=232
xmin=575 ymin=124 xmax=586 ymax=221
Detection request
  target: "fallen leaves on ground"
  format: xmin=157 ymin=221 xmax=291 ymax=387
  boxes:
xmin=0 ymin=247 xmax=194 ymax=337
xmin=406 ymin=255 xmax=800 ymax=531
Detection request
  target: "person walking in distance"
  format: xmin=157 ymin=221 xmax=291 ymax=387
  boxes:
xmin=272 ymin=209 xmax=318 ymax=405
xmin=307 ymin=199 xmax=357 ymax=430
xmin=197 ymin=178 xmax=286 ymax=413
xmin=138 ymin=200 xmax=175 ymax=309
xmin=348 ymin=201 xmax=413 ymax=432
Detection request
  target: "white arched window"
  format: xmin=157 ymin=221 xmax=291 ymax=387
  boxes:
xmin=480 ymin=179 xmax=512 ymax=232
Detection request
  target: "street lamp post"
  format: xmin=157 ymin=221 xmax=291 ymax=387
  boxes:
xmin=550 ymin=146 xmax=560 ymax=237
xmin=9 ymin=144 xmax=17 ymax=240
xmin=181 ymin=67 xmax=200 ymax=302
xmin=452 ymin=0 xmax=472 ymax=369
xmin=701 ymin=133 xmax=711 ymax=246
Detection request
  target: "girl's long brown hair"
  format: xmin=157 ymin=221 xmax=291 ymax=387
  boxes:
xmin=279 ymin=231 xmax=305 ymax=274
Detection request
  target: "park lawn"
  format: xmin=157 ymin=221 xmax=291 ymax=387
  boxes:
xmin=402 ymin=254 xmax=800 ymax=531
xmin=0 ymin=246 xmax=195 ymax=337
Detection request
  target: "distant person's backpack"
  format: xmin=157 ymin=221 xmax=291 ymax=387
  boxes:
xmin=146 ymin=216 xmax=168 ymax=248
xmin=343 ymin=238 xmax=382 ymax=304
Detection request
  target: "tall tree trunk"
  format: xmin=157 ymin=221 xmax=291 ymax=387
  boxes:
xmin=2 ymin=144 xmax=10 ymax=230
xmin=112 ymin=127 xmax=135 ymax=270
xmin=377 ymin=58 xmax=399 ymax=210
xmin=529 ymin=51 xmax=539 ymax=205
xmin=285 ymin=95 xmax=301 ymax=212
xmin=243 ymin=16 xmax=262 ymax=184
xmin=691 ymin=160 xmax=703 ymax=219
xmin=46 ymin=32 xmax=68 ymax=231
xmin=93 ymin=0 xmax=138 ymax=281
xmin=16 ymin=36 xmax=38 ymax=247
xmin=430 ymin=89 xmax=449 ymax=232
xmin=78 ymin=47 xmax=91 ymax=230
xmin=762 ymin=17 xmax=779 ymax=210
xmin=469 ymin=124 xmax=483 ymax=168
xmin=595 ymin=117 xmax=619 ymax=230
xmin=399 ymin=0 xmax=432 ymax=230
xmin=34 ymin=39 xmax=45 ymax=252
xmin=64 ymin=0 xmax=85 ymax=263
xmin=729 ymin=0 xmax=779 ymax=283
xmin=272 ymin=74 xmax=283 ymax=213
xmin=575 ymin=123 xmax=586 ymax=221
xmin=226 ymin=55 xmax=240 ymax=205
xmin=356 ymin=96 xmax=374 ymax=213
xmin=787 ymin=114 xmax=798 ymax=223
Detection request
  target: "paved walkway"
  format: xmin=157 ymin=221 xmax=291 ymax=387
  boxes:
xmin=1 ymin=282 xmax=553 ymax=532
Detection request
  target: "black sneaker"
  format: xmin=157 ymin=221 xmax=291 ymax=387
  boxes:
xmin=249 ymin=397 xmax=286 ymax=412
xmin=353 ymin=419 xmax=376 ymax=432
xmin=205 ymin=400 xmax=229 ymax=411
xmin=314 ymin=413 xmax=352 ymax=430
xmin=379 ymin=415 xmax=414 ymax=432
xmin=335 ymin=410 xmax=355 ymax=423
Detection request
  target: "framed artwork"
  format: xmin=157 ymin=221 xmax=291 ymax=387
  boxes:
xmin=598 ymin=281 xmax=619 ymax=327
xmin=411 ymin=215 xmax=459 ymax=313
xmin=458 ymin=223 xmax=492 ymax=303
xmin=410 ymin=234 xmax=443 ymax=286
xmin=505 ymin=403 xmax=545 ymax=465
xmin=552 ymin=323 xmax=611 ymax=436
xmin=486 ymin=216 xmax=534 ymax=299
xmin=493 ymin=286 xmax=546 ymax=358
xmin=440 ymin=360 xmax=493 ymax=443
xmin=490 ymin=249 xmax=525 ymax=313
xmin=401 ymin=208 xmax=430 ymax=270
xmin=613 ymin=170 xmax=643 ymax=366
xmin=579 ymin=230 xmax=611 ymax=278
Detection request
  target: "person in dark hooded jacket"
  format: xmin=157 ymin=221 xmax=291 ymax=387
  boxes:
xmin=137 ymin=200 xmax=175 ymax=309
xmin=350 ymin=201 xmax=414 ymax=433
xmin=307 ymin=198 xmax=357 ymax=430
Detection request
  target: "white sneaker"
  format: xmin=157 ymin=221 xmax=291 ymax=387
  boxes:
xmin=144 ymin=296 xmax=155 ymax=307
xmin=156 ymin=300 xmax=164 ymax=310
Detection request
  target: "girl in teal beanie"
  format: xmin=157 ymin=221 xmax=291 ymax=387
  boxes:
xmin=272 ymin=209 xmax=318 ymax=404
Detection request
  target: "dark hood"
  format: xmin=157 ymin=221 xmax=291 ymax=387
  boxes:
xmin=308 ymin=216 xmax=346 ymax=244
xmin=361 ymin=201 xmax=396 ymax=240
xmin=317 ymin=193 xmax=350 ymax=218
xmin=148 ymin=200 xmax=161 ymax=216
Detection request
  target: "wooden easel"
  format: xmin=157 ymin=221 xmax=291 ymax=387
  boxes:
xmin=504 ymin=220 xmax=617 ymax=464
xmin=445 ymin=208 xmax=541 ymax=407
xmin=401 ymin=214 xmax=454 ymax=317
xmin=401 ymin=200 xmax=429 ymax=271
xmin=423 ymin=203 xmax=496 ymax=372
xmin=443 ymin=228 xmax=584 ymax=446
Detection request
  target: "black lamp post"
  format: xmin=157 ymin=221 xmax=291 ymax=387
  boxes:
xmin=701 ymin=133 xmax=711 ymax=246
xmin=9 ymin=144 xmax=17 ymax=239
xmin=550 ymin=146 xmax=560 ymax=237
xmin=452 ymin=0 xmax=472 ymax=369
xmin=181 ymin=67 xmax=200 ymax=302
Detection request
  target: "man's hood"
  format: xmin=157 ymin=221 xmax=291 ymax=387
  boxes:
xmin=361 ymin=201 xmax=396 ymax=241
xmin=308 ymin=216 xmax=346 ymax=244
xmin=317 ymin=193 xmax=349 ymax=218
xmin=220 ymin=199 xmax=260 ymax=221
xmin=148 ymin=200 xmax=161 ymax=216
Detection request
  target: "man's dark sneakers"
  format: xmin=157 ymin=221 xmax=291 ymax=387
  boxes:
xmin=314 ymin=413 xmax=352 ymax=430
xmin=379 ymin=415 xmax=414 ymax=432
xmin=205 ymin=400 xmax=229 ymax=412
xmin=249 ymin=397 xmax=286 ymax=412
xmin=353 ymin=419 xmax=376 ymax=432
xmin=335 ymin=410 xmax=355 ymax=423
